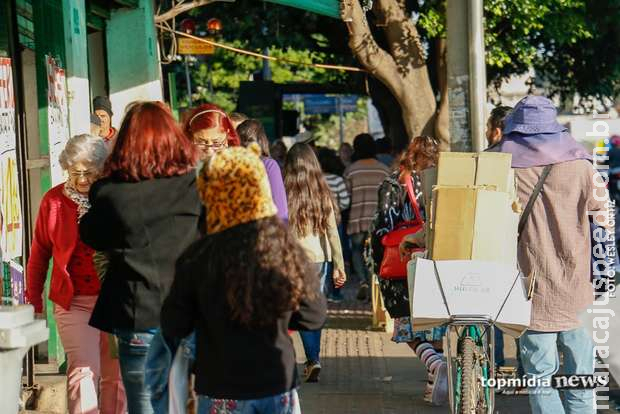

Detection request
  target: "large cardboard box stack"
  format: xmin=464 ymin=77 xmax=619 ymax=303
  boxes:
xmin=427 ymin=152 xmax=520 ymax=267
xmin=410 ymin=152 xmax=531 ymax=337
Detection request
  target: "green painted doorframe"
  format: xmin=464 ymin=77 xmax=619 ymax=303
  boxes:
xmin=264 ymin=0 xmax=340 ymax=19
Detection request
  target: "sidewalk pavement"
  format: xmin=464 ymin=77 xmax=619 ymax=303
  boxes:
xmin=293 ymin=288 xmax=617 ymax=414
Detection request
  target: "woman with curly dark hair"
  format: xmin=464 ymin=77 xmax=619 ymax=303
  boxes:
xmin=284 ymin=143 xmax=347 ymax=383
xmin=368 ymin=136 xmax=448 ymax=407
xmin=161 ymin=144 xmax=326 ymax=414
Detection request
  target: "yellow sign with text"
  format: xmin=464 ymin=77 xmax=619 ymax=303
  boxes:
xmin=178 ymin=38 xmax=215 ymax=55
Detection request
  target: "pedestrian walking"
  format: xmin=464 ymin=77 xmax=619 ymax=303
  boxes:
xmin=229 ymin=112 xmax=248 ymax=129
xmin=270 ymin=139 xmax=288 ymax=169
xmin=484 ymin=105 xmax=524 ymax=377
xmin=344 ymin=134 xmax=390 ymax=301
xmin=284 ymin=143 xmax=347 ymax=382
xmin=486 ymin=105 xmax=512 ymax=149
xmin=237 ymin=119 xmax=288 ymax=222
xmin=318 ymin=147 xmax=351 ymax=302
xmin=375 ymin=138 xmax=395 ymax=168
xmin=184 ymin=103 xmax=240 ymax=160
xmin=79 ymin=102 xmax=202 ymax=414
xmin=26 ymin=134 xmax=127 ymax=414
xmin=338 ymin=142 xmax=353 ymax=169
xmin=369 ymin=136 xmax=448 ymax=406
xmin=161 ymin=143 xmax=327 ymax=414
xmin=488 ymin=95 xmax=604 ymax=414
xmin=93 ymin=96 xmax=117 ymax=152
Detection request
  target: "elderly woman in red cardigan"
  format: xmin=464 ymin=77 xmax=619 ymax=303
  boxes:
xmin=26 ymin=134 xmax=126 ymax=414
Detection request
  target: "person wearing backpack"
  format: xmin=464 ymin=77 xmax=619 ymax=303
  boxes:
xmin=368 ymin=136 xmax=448 ymax=406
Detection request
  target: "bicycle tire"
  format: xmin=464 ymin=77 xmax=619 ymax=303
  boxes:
xmin=459 ymin=336 xmax=483 ymax=414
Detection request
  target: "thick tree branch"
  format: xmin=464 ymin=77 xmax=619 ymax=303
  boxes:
xmin=155 ymin=0 xmax=235 ymax=23
xmin=372 ymin=0 xmax=425 ymax=69
xmin=341 ymin=0 xmax=406 ymax=95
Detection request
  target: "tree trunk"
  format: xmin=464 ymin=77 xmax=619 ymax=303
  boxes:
xmin=341 ymin=0 xmax=437 ymax=144
xmin=367 ymin=76 xmax=408 ymax=152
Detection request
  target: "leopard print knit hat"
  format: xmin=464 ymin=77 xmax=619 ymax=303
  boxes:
xmin=197 ymin=143 xmax=277 ymax=234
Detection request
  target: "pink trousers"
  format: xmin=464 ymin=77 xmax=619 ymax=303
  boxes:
xmin=54 ymin=295 xmax=127 ymax=414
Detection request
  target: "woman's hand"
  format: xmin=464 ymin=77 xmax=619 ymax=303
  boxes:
xmin=399 ymin=230 xmax=425 ymax=260
xmin=333 ymin=268 xmax=347 ymax=288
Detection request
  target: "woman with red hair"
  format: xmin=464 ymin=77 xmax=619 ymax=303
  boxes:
xmin=184 ymin=103 xmax=240 ymax=159
xmin=79 ymin=101 xmax=202 ymax=414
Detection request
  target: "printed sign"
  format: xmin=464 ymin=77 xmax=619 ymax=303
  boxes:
xmin=0 ymin=58 xmax=23 ymax=261
xmin=178 ymin=38 xmax=215 ymax=55
xmin=46 ymin=56 xmax=70 ymax=187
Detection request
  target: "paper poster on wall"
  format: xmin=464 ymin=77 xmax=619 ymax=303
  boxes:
xmin=0 ymin=57 xmax=23 ymax=261
xmin=10 ymin=260 xmax=25 ymax=305
xmin=46 ymin=56 xmax=70 ymax=186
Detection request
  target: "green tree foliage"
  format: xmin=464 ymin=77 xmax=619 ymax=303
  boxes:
xmin=414 ymin=0 xmax=619 ymax=104
xmin=173 ymin=0 xmax=620 ymax=111
xmin=175 ymin=0 xmax=353 ymax=109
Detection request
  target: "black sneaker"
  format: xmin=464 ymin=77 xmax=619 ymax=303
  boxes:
xmin=304 ymin=361 xmax=321 ymax=383
xmin=356 ymin=283 xmax=369 ymax=301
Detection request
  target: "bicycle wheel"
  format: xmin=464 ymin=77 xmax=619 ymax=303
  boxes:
xmin=458 ymin=335 xmax=487 ymax=414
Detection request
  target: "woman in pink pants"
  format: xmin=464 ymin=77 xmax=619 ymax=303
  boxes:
xmin=26 ymin=134 xmax=126 ymax=414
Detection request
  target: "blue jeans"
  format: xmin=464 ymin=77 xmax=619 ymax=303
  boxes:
xmin=299 ymin=262 xmax=328 ymax=363
xmin=351 ymin=232 xmax=369 ymax=284
xmin=143 ymin=331 xmax=196 ymax=414
xmin=520 ymin=327 xmax=595 ymax=414
xmin=197 ymin=389 xmax=300 ymax=414
xmin=116 ymin=330 xmax=157 ymax=414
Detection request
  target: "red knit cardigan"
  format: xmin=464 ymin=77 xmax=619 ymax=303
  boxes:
xmin=26 ymin=184 xmax=83 ymax=313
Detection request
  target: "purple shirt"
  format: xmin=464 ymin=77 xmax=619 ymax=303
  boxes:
xmin=262 ymin=157 xmax=288 ymax=223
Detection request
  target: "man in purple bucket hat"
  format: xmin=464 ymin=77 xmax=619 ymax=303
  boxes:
xmin=489 ymin=95 xmax=608 ymax=413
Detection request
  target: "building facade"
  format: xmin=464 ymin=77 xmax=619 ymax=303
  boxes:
xmin=0 ymin=0 xmax=162 ymax=373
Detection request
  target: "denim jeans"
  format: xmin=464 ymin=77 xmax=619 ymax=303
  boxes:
xmin=299 ymin=262 xmax=328 ymax=363
xmin=144 ymin=331 xmax=196 ymax=414
xmin=520 ymin=327 xmax=595 ymax=414
xmin=350 ymin=232 xmax=369 ymax=285
xmin=116 ymin=330 xmax=157 ymax=414
xmin=197 ymin=389 xmax=300 ymax=414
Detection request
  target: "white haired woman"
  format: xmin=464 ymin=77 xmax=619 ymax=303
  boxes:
xmin=26 ymin=134 xmax=127 ymax=414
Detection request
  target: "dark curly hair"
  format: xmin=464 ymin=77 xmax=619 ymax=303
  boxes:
xmin=200 ymin=216 xmax=317 ymax=328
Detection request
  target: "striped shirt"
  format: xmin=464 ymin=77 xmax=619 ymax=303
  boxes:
xmin=344 ymin=159 xmax=391 ymax=235
xmin=324 ymin=173 xmax=351 ymax=211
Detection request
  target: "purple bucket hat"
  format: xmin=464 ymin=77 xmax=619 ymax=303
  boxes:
xmin=487 ymin=95 xmax=591 ymax=167
xmin=503 ymin=95 xmax=566 ymax=135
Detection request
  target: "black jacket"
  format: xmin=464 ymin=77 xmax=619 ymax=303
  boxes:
xmin=161 ymin=237 xmax=327 ymax=400
xmin=80 ymin=172 xmax=202 ymax=332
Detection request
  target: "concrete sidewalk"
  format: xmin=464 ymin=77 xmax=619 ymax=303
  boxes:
xmin=292 ymin=290 xmax=616 ymax=414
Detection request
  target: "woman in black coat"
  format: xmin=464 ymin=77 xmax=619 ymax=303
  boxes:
xmin=80 ymin=101 xmax=201 ymax=414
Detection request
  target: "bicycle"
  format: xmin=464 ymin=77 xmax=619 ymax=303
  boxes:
xmin=444 ymin=316 xmax=495 ymax=414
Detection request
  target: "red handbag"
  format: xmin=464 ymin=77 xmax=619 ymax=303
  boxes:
xmin=378 ymin=174 xmax=424 ymax=280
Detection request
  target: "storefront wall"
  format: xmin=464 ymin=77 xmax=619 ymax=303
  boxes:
xmin=2 ymin=0 xmax=163 ymax=370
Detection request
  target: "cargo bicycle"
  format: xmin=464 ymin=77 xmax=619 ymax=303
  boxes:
xmin=410 ymin=259 xmax=528 ymax=414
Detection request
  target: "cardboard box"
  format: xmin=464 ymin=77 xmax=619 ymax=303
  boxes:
xmin=430 ymin=186 xmax=518 ymax=266
xmin=437 ymin=152 xmax=515 ymax=196
xmin=407 ymin=258 xmax=531 ymax=337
